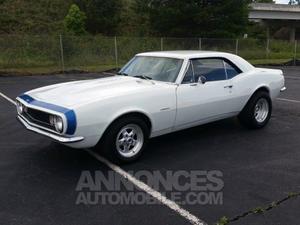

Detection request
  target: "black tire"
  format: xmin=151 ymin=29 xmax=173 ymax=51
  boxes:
xmin=238 ymin=91 xmax=272 ymax=129
xmin=97 ymin=116 xmax=150 ymax=163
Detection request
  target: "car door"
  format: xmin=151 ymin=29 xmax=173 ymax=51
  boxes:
xmin=223 ymin=59 xmax=245 ymax=112
xmin=175 ymin=58 xmax=235 ymax=129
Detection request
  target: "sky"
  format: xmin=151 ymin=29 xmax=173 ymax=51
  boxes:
xmin=275 ymin=0 xmax=289 ymax=3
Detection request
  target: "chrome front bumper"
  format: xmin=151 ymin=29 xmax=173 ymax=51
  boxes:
xmin=280 ymin=87 xmax=287 ymax=92
xmin=17 ymin=115 xmax=84 ymax=143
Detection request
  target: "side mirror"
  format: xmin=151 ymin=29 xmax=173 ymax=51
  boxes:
xmin=197 ymin=75 xmax=206 ymax=84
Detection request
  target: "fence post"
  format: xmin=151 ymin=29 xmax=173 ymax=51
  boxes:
xmin=294 ymin=40 xmax=297 ymax=66
xmin=59 ymin=34 xmax=65 ymax=73
xmin=114 ymin=36 xmax=118 ymax=69
xmin=199 ymin=38 xmax=202 ymax=50
xmin=160 ymin=37 xmax=164 ymax=51
xmin=235 ymin=39 xmax=239 ymax=55
xmin=266 ymin=38 xmax=270 ymax=59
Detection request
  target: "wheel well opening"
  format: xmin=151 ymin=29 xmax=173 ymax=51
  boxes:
xmin=115 ymin=112 xmax=152 ymax=131
xmin=241 ymin=86 xmax=271 ymax=113
xmin=106 ymin=112 xmax=152 ymax=134
xmin=255 ymin=87 xmax=269 ymax=94
xmin=97 ymin=112 xmax=152 ymax=147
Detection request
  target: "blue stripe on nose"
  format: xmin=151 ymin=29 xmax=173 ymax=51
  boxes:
xmin=18 ymin=94 xmax=77 ymax=135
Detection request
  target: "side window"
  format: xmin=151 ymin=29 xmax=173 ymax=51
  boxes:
xmin=192 ymin=59 xmax=226 ymax=82
xmin=182 ymin=62 xmax=194 ymax=84
xmin=224 ymin=61 xmax=241 ymax=79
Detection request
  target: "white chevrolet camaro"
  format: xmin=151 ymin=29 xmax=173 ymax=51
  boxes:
xmin=16 ymin=51 xmax=286 ymax=162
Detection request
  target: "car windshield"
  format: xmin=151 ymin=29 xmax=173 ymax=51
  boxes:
xmin=118 ymin=56 xmax=183 ymax=83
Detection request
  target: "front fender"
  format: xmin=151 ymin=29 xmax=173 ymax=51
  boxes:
xmin=106 ymin=107 xmax=153 ymax=130
xmin=74 ymin=105 xmax=157 ymax=148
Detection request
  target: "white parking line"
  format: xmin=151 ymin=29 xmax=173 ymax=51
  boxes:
xmin=0 ymin=92 xmax=16 ymax=105
xmin=277 ymin=98 xmax=300 ymax=104
xmin=86 ymin=149 xmax=207 ymax=225
xmin=285 ymin=76 xmax=300 ymax=80
xmin=0 ymin=92 xmax=206 ymax=225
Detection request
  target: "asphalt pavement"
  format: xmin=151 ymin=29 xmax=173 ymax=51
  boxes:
xmin=0 ymin=68 xmax=299 ymax=225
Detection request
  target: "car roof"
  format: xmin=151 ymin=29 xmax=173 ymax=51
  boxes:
xmin=136 ymin=50 xmax=255 ymax=72
xmin=137 ymin=50 xmax=232 ymax=59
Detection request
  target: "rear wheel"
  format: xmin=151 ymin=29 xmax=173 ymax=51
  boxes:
xmin=98 ymin=116 xmax=149 ymax=163
xmin=238 ymin=91 xmax=272 ymax=129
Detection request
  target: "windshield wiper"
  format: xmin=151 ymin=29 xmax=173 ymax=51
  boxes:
xmin=117 ymin=72 xmax=128 ymax=76
xmin=133 ymin=75 xmax=152 ymax=80
xmin=117 ymin=72 xmax=152 ymax=80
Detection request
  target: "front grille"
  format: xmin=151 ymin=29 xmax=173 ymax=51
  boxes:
xmin=22 ymin=107 xmax=55 ymax=131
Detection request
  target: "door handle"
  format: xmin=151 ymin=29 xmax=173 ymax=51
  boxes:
xmin=224 ymin=85 xmax=233 ymax=89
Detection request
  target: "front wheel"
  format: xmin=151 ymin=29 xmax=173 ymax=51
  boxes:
xmin=98 ymin=116 xmax=149 ymax=163
xmin=238 ymin=91 xmax=272 ymax=129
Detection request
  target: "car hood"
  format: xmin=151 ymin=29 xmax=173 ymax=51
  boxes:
xmin=25 ymin=76 xmax=158 ymax=108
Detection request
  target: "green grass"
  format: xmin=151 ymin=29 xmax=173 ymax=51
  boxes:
xmin=0 ymin=36 xmax=298 ymax=75
xmin=249 ymin=58 xmax=291 ymax=65
xmin=0 ymin=58 xmax=295 ymax=75
xmin=0 ymin=64 xmax=116 ymax=75
xmin=0 ymin=58 xmax=293 ymax=76
xmin=216 ymin=216 xmax=229 ymax=225
xmin=64 ymin=64 xmax=117 ymax=72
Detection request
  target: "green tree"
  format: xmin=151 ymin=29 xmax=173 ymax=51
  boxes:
xmin=134 ymin=0 xmax=249 ymax=38
xmin=75 ymin=0 xmax=122 ymax=35
xmin=64 ymin=4 xmax=87 ymax=35
xmin=118 ymin=0 xmax=141 ymax=35
xmin=0 ymin=0 xmax=72 ymax=34
xmin=247 ymin=21 xmax=268 ymax=39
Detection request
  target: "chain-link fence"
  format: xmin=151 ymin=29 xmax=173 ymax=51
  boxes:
xmin=0 ymin=35 xmax=299 ymax=74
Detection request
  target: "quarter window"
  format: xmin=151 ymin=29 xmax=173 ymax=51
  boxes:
xmin=224 ymin=61 xmax=240 ymax=79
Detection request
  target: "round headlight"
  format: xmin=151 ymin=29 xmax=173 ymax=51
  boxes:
xmin=16 ymin=101 xmax=23 ymax=114
xmin=50 ymin=115 xmax=64 ymax=133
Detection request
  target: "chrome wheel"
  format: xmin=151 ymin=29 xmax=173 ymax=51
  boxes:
xmin=115 ymin=124 xmax=144 ymax=158
xmin=254 ymin=98 xmax=269 ymax=123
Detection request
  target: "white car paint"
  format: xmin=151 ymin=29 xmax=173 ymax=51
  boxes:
xmin=16 ymin=51 xmax=285 ymax=149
